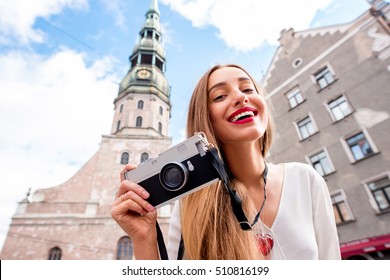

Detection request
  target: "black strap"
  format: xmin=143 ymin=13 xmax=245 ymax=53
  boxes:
xmin=208 ymin=147 xmax=252 ymax=230
xmin=156 ymin=222 xmax=168 ymax=260
xmin=209 ymin=147 xmax=268 ymax=231
xmin=177 ymin=235 xmax=184 ymax=260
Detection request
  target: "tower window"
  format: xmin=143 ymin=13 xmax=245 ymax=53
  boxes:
xmin=48 ymin=247 xmax=62 ymax=260
xmin=131 ymin=57 xmax=138 ymax=68
xmin=136 ymin=117 xmax=142 ymax=127
xmin=121 ymin=152 xmax=129 ymax=165
xmin=158 ymin=122 xmax=162 ymax=134
xmin=155 ymin=58 xmax=163 ymax=71
xmin=117 ymin=236 xmax=133 ymax=260
xmin=138 ymin=100 xmax=144 ymax=109
xmin=119 ymin=104 xmax=124 ymax=113
xmin=141 ymin=152 xmax=149 ymax=163
xmin=141 ymin=54 xmax=152 ymax=65
xmin=116 ymin=120 xmax=121 ymax=132
xmin=159 ymin=106 xmax=163 ymax=116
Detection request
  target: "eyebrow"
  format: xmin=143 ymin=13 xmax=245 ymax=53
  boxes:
xmin=208 ymin=77 xmax=252 ymax=94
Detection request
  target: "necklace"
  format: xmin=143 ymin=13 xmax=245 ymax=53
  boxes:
xmin=252 ymin=162 xmax=274 ymax=256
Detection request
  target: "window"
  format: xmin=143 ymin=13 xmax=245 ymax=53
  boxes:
xmin=331 ymin=190 xmax=354 ymax=225
xmin=48 ymin=247 xmax=62 ymax=260
xmin=137 ymin=100 xmax=144 ymax=109
xmin=141 ymin=152 xmax=149 ymax=163
xmin=315 ymin=66 xmax=335 ymax=89
xmin=346 ymin=132 xmax=374 ymax=161
xmin=309 ymin=150 xmax=333 ymax=176
xmin=117 ymin=236 xmax=133 ymax=260
xmin=158 ymin=122 xmax=162 ymax=134
xmin=136 ymin=116 xmax=142 ymax=127
xmin=286 ymin=87 xmax=304 ymax=108
xmin=328 ymin=95 xmax=352 ymax=121
xmin=119 ymin=104 xmax=124 ymax=113
xmin=159 ymin=106 xmax=163 ymax=116
xmin=297 ymin=116 xmax=316 ymax=140
xmin=367 ymin=177 xmax=390 ymax=212
xmin=116 ymin=120 xmax=121 ymax=132
xmin=121 ymin=152 xmax=129 ymax=165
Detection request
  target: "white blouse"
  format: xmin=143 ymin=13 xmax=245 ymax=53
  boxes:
xmin=166 ymin=162 xmax=341 ymax=260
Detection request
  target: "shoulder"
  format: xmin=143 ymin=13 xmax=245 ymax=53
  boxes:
xmin=283 ymin=162 xmax=319 ymax=177
xmin=282 ymin=162 xmax=326 ymax=190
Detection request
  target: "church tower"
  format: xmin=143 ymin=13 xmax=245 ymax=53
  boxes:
xmin=113 ymin=0 xmax=171 ymax=142
xmin=0 ymin=0 xmax=172 ymax=260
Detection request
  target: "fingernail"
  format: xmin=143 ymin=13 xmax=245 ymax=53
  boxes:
xmin=147 ymin=204 xmax=155 ymax=212
xmin=141 ymin=190 xmax=150 ymax=198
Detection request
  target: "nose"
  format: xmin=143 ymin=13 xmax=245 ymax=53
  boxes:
xmin=232 ymin=90 xmax=249 ymax=106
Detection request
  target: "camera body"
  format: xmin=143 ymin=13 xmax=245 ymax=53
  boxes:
xmin=124 ymin=133 xmax=221 ymax=208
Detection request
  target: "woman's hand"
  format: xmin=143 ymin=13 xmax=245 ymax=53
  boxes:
xmin=111 ymin=164 xmax=158 ymax=245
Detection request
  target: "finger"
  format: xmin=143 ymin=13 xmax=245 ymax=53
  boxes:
xmin=113 ymin=191 xmax=155 ymax=215
xmin=120 ymin=164 xmax=137 ymax=182
xmin=114 ymin=180 xmax=150 ymax=201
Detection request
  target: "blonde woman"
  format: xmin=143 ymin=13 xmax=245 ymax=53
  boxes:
xmin=112 ymin=64 xmax=341 ymax=260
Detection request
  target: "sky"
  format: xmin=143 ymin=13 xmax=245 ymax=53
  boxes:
xmin=0 ymin=0 xmax=371 ymax=251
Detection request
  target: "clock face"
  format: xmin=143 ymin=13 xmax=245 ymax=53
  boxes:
xmin=137 ymin=69 xmax=151 ymax=79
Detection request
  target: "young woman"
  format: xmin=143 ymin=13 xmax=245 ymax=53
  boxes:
xmin=111 ymin=64 xmax=341 ymax=260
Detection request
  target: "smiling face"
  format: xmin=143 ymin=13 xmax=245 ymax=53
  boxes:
xmin=207 ymin=66 xmax=269 ymax=146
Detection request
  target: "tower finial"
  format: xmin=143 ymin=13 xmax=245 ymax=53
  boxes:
xmin=148 ymin=0 xmax=160 ymax=15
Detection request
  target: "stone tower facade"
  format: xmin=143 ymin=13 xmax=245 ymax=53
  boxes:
xmin=0 ymin=0 xmax=172 ymax=260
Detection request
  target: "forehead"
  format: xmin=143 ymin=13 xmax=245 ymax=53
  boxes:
xmin=208 ymin=67 xmax=252 ymax=89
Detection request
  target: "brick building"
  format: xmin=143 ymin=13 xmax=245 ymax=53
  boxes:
xmin=0 ymin=0 xmax=173 ymax=260
xmin=263 ymin=0 xmax=390 ymax=259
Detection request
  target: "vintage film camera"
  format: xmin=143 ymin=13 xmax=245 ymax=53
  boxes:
xmin=124 ymin=132 xmax=221 ymax=208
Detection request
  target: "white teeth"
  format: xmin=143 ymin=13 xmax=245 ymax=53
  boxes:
xmin=231 ymin=111 xmax=254 ymax=122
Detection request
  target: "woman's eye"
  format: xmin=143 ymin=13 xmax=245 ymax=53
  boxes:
xmin=242 ymin=88 xmax=254 ymax=93
xmin=213 ymin=95 xmax=226 ymax=102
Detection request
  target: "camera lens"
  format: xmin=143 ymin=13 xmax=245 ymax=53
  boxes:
xmin=159 ymin=162 xmax=189 ymax=191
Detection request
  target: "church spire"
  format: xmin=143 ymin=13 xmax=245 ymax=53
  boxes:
xmin=112 ymin=0 xmax=171 ymax=138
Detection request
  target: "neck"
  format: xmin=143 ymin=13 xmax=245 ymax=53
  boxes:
xmin=221 ymin=141 xmax=265 ymax=189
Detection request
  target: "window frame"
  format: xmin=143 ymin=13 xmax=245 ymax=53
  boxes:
xmin=340 ymin=129 xmax=378 ymax=163
xmin=48 ymin=247 xmax=62 ymax=260
xmin=120 ymin=152 xmax=129 ymax=165
xmin=294 ymin=114 xmax=318 ymax=141
xmin=306 ymin=147 xmax=335 ymax=177
xmin=137 ymin=100 xmax=144 ymax=110
xmin=362 ymin=172 xmax=390 ymax=214
xmin=330 ymin=189 xmax=355 ymax=225
xmin=326 ymin=94 xmax=353 ymax=122
xmin=286 ymin=86 xmax=305 ymax=109
xmin=136 ymin=116 xmax=142 ymax=127
xmin=313 ymin=64 xmax=336 ymax=90
xmin=116 ymin=236 xmax=133 ymax=260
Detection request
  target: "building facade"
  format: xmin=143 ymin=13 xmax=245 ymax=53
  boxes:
xmin=0 ymin=0 xmax=173 ymax=260
xmin=263 ymin=1 xmax=390 ymax=259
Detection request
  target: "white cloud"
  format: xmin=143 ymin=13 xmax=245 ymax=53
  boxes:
xmin=101 ymin=0 xmax=130 ymax=30
xmin=0 ymin=0 xmax=88 ymax=45
xmin=0 ymin=49 xmax=120 ymax=249
xmin=160 ymin=0 xmax=334 ymax=51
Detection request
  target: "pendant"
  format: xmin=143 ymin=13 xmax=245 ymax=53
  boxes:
xmin=256 ymin=233 xmax=274 ymax=256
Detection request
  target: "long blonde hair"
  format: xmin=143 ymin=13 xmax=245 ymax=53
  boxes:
xmin=181 ymin=64 xmax=274 ymax=259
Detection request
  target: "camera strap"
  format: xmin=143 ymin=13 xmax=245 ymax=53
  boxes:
xmin=156 ymin=221 xmax=169 ymax=260
xmin=208 ymin=147 xmax=253 ymax=231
